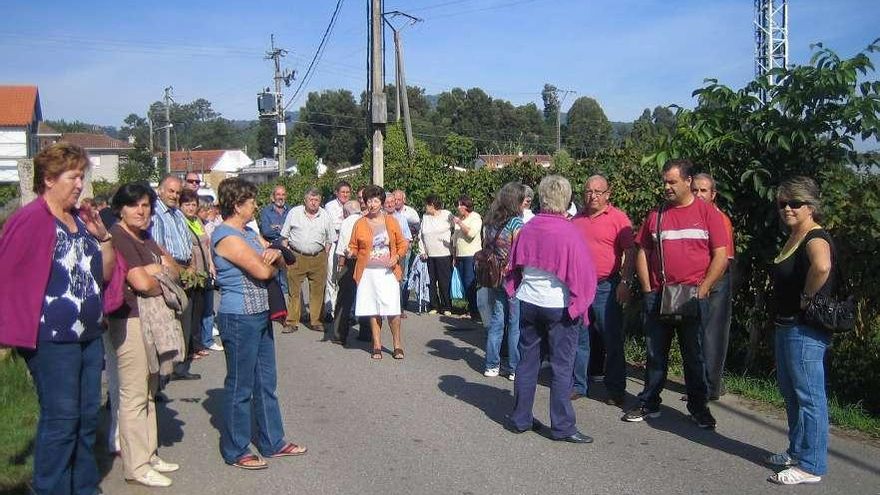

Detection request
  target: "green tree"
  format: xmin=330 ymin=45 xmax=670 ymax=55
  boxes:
xmin=118 ymin=144 xmax=159 ymax=183
xmin=289 ymin=135 xmax=317 ymax=177
xmin=295 ymin=89 xmax=365 ymax=165
xmin=564 ymin=96 xmax=613 ymax=158
xmin=443 ymin=133 xmax=476 ymax=167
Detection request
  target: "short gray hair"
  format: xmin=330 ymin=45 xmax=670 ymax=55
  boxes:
xmin=303 ymin=187 xmax=321 ymax=200
xmin=537 ymin=175 xmax=572 ymax=214
xmin=522 ymin=185 xmax=534 ymax=199
xmin=777 ymin=176 xmax=822 ymax=221
xmin=693 ymin=173 xmax=716 ymax=191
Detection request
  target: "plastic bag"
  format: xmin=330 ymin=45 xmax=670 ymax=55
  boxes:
xmin=451 ymin=266 xmax=464 ymax=300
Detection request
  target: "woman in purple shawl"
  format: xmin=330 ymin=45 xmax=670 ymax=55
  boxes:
xmin=503 ymin=175 xmax=597 ymax=444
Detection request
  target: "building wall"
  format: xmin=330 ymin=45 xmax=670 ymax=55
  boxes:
xmin=0 ymin=128 xmax=27 ymax=182
xmin=89 ymin=153 xmax=120 ymax=182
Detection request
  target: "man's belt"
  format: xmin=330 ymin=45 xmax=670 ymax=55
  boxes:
xmin=291 ymin=247 xmax=323 ymax=256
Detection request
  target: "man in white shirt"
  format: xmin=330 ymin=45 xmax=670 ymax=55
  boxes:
xmin=281 ymin=187 xmax=336 ymax=333
xmin=323 ymin=181 xmax=352 ymax=318
xmin=393 ymin=189 xmax=419 ymax=311
xmin=326 ymin=200 xmax=362 ymax=344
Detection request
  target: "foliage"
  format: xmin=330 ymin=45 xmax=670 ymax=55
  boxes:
xmin=542 ymin=83 xmax=560 ymax=122
xmin=118 ymin=144 xmax=159 ymax=184
xmin=0 ymin=184 xmax=18 ymax=208
xmin=565 ymin=96 xmax=613 ymax=158
xmin=294 ymin=89 xmax=365 ymax=165
xmin=0 ymin=354 xmax=38 ymax=492
xmin=289 ymin=135 xmax=318 ymax=177
xmin=443 ymin=133 xmax=476 ymax=166
xmin=44 ymin=119 xmax=116 ymax=137
xmin=645 ymin=40 xmax=880 ymax=412
xmin=90 ymin=180 xmax=118 ymax=201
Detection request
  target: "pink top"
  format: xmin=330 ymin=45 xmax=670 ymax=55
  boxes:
xmin=636 ymin=199 xmax=726 ymax=290
xmin=572 ymin=205 xmax=634 ymax=280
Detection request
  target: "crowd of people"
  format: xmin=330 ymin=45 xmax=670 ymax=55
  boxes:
xmin=0 ymin=142 xmax=840 ymax=493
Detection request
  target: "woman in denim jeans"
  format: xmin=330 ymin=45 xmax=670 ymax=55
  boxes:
xmin=212 ymin=178 xmax=307 ymax=470
xmin=481 ymin=182 xmax=526 ymax=380
xmin=768 ymin=176 xmax=834 ymax=485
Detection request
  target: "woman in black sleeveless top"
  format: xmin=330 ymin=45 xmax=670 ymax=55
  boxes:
xmin=767 ymin=176 xmax=834 ymax=485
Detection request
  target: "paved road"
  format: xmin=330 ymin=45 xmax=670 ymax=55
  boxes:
xmin=96 ymin=314 xmax=880 ymax=495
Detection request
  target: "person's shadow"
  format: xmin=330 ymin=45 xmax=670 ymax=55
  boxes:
xmin=426 ymin=338 xmax=484 ymax=374
xmin=437 ymin=375 xmax=512 ymax=426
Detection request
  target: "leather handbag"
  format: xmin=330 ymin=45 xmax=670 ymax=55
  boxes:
xmin=655 ymin=206 xmax=699 ymax=323
xmin=803 ymin=293 xmax=855 ymax=333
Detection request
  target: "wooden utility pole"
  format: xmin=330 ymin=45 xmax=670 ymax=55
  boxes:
xmin=266 ymin=35 xmax=294 ymax=176
xmin=384 ymin=11 xmax=420 ymax=156
xmin=164 ymin=87 xmax=173 ymax=174
xmin=370 ymin=0 xmax=386 ymax=186
xmin=556 ymin=89 xmax=576 ymax=152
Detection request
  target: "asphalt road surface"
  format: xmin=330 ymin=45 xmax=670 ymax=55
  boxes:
xmin=96 ymin=314 xmax=880 ymax=495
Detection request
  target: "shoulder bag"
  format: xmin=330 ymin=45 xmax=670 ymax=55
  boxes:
xmin=801 ymin=234 xmax=856 ymax=333
xmin=656 ymin=206 xmax=699 ymax=323
xmin=474 ymin=224 xmax=505 ymax=289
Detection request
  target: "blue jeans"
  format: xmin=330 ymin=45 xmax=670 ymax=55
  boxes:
xmin=701 ymin=269 xmax=732 ymax=398
xmin=484 ymin=287 xmax=520 ymax=372
xmin=200 ymin=289 xmax=216 ymax=349
xmin=217 ymin=312 xmax=287 ymax=463
xmin=573 ymin=278 xmax=625 ymax=397
xmin=510 ymin=301 xmax=581 ymax=439
xmin=22 ymin=337 xmax=103 ymax=495
xmin=775 ymin=322 xmax=830 ymax=475
xmin=638 ymin=291 xmax=709 ymax=414
xmin=455 ymin=256 xmax=478 ymax=317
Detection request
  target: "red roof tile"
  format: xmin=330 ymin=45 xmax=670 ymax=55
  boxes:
xmin=0 ymin=86 xmax=39 ymax=126
xmin=169 ymin=150 xmax=227 ymax=173
xmin=38 ymin=122 xmax=60 ymax=135
xmin=61 ymin=132 xmax=133 ymax=150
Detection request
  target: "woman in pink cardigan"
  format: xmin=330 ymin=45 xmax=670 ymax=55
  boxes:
xmin=503 ymin=175 xmax=597 ymax=444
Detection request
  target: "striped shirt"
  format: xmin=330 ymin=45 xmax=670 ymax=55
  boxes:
xmin=150 ymin=200 xmax=193 ymax=263
xmin=636 ymin=198 xmax=726 ymax=290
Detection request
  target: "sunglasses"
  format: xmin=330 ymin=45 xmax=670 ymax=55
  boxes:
xmin=186 ymin=179 xmax=201 ymax=185
xmin=777 ymin=200 xmax=809 ymax=210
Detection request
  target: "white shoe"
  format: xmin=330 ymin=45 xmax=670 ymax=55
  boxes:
xmin=507 ymin=373 xmax=515 ymax=381
xmin=129 ymin=469 xmax=172 ymax=487
xmin=150 ymin=457 xmax=180 ymax=473
xmin=212 ymin=326 xmax=220 ymax=337
xmin=483 ymin=367 xmax=500 ymax=377
xmin=208 ymin=342 xmax=224 ymax=351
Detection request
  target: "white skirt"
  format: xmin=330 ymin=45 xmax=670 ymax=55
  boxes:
xmin=355 ymin=267 xmax=402 ymax=316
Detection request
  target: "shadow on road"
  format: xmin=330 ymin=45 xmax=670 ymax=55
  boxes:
xmin=437 ymin=374 xmax=512 ymax=426
xmin=426 ymin=338 xmax=483 ymax=374
xmin=202 ymin=388 xmax=224 ymax=436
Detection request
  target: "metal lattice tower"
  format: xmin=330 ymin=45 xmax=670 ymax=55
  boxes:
xmin=754 ymin=0 xmax=789 ymax=87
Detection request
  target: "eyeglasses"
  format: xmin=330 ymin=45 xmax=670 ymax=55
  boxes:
xmin=585 ymin=190 xmax=608 ymax=196
xmin=186 ymin=179 xmax=201 ymax=185
xmin=777 ymin=200 xmax=810 ymax=210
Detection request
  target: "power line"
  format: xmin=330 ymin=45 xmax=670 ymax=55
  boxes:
xmin=285 ymin=0 xmax=347 ymax=110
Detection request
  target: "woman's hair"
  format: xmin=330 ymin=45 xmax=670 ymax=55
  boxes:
xmin=484 ymin=182 xmax=526 ymax=229
xmin=217 ymin=177 xmax=257 ymax=218
xmin=424 ymin=194 xmax=442 ymax=209
xmin=33 ymin=142 xmax=91 ymax=195
xmin=777 ymin=176 xmax=822 ymax=222
xmin=110 ymin=182 xmax=157 ymax=218
xmin=537 ymin=175 xmax=572 ymax=214
xmin=179 ymin=189 xmax=199 ymax=205
xmin=362 ymin=184 xmax=385 ymax=204
xmin=457 ymin=195 xmax=474 ymax=213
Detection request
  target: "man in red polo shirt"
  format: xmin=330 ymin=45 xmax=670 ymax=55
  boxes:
xmin=570 ymin=175 xmax=635 ymax=407
xmin=623 ymin=159 xmax=728 ymax=429
xmin=692 ymin=173 xmax=735 ymax=400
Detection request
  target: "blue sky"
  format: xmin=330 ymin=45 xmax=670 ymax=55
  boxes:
xmin=2 ymin=0 xmax=878 ymax=127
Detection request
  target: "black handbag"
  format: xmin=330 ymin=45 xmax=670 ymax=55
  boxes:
xmin=655 ymin=206 xmax=699 ymax=323
xmin=801 ymin=247 xmax=855 ymax=333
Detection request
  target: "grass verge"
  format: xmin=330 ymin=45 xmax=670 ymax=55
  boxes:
xmin=0 ymin=353 xmax=38 ymax=494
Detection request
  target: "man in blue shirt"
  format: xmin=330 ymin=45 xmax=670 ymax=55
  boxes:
xmin=259 ymin=185 xmax=291 ymax=243
xmin=151 ymin=175 xmax=199 ymax=381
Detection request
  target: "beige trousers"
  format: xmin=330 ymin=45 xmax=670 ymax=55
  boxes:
xmin=109 ymin=317 xmax=159 ymax=479
xmin=286 ymin=251 xmax=329 ymax=327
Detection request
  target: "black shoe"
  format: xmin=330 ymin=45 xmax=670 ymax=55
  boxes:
xmin=691 ymin=409 xmax=717 ymax=429
xmin=506 ymin=418 xmax=545 ymax=434
xmin=605 ymin=394 xmax=626 ymax=408
xmin=553 ymin=431 xmax=594 ymax=444
xmin=171 ymin=372 xmax=201 ymax=381
xmin=622 ymin=405 xmax=661 ymax=422
xmin=154 ymin=391 xmax=170 ymax=403
xmin=282 ymin=325 xmax=298 ymax=334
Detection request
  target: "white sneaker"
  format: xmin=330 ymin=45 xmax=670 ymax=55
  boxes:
xmin=208 ymin=342 xmax=224 ymax=351
xmin=507 ymin=373 xmax=515 ymax=381
xmin=483 ymin=367 xmax=500 ymax=377
xmin=150 ymin=457 xmax=180 ymax=473
xmin=212 ymin=326 xmax=220 ymax=337
xmin=129 ymin=469 xmax=172 ymax=487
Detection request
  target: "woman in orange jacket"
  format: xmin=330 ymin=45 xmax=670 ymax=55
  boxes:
xmin=347 ymin=185 xmax=409 ymax=360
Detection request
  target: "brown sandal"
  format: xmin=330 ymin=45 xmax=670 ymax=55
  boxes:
xmin=371 ymin=349 xmax=383 ymax=360
xmin=392 ymin=348 xmax=404 ymax=360
xmin=269 ymin=442 xmax=307 ymax=457
xmin=229 ymin=453 xmax=267 ymax=470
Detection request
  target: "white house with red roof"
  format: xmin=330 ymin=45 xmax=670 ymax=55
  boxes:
xmin=169 ymin=149 xmax=253 ymax=191
xmin=57 ymin=132 xmax=134 ymax=182
xmin=0 ymin=85 xmax=42 ymax=183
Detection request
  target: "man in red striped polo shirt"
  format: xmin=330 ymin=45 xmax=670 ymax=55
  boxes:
xmin=623 ymin=159 xmax=728 ymax=429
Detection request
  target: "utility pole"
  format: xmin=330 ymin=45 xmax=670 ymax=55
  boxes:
xmin=147 ymin=111 xmax=154 ymax=152
xmin=754 ymin=0 xmax=789 ymax=101
xmin=266 ymin=35 xmax=294 ymax=176
xmin=164 ymin=87 xmax=173 ymax=175
xmin=370 ymin=0 xmax=387 ymax=186
xmin=555 ymin=88 xmax=576 ymax=152
xmin=384 ymin=11 xmax=420 ymax=156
